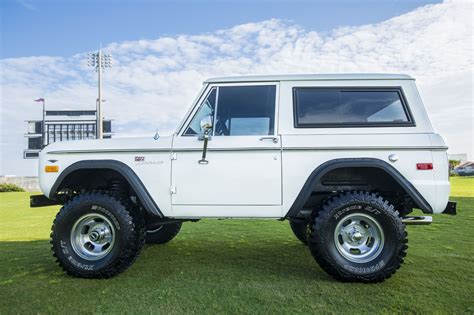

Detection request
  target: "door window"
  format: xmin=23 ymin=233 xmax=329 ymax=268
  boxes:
xmin=214 ymin=85 xmax=276 ymax=136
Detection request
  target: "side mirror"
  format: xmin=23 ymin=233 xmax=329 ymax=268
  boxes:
xmin=200 ymin=115 xmax=213 ymax=134
xmin=198 ymin=115 xmax=213 ymax=164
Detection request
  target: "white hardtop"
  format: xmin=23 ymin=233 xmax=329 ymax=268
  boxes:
xmin=204 ymin=73 xmax=414 ymax=84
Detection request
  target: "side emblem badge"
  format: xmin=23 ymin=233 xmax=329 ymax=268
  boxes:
xmin=134 ymin=156 xmax=145 ymax=162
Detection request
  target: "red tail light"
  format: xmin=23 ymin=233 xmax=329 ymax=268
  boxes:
xmin=417 ymin=163 xmax=433 ymax=170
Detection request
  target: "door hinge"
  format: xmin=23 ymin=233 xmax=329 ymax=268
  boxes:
xmin=169 ymin=186 xmax=177 ymax=194
xmin=171 ymin=152 xmax=177 ymax=160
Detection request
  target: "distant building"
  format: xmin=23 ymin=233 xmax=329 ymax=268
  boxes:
xmin=24 ymin=110 xmax=113 ymax=159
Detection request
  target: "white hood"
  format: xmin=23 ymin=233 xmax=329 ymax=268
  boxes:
xmin=43 ymin=135 xmax=174 ymax=154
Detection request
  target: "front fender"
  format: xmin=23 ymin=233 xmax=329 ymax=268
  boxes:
xmin=49 ymin=160 xmax=163 ymax=217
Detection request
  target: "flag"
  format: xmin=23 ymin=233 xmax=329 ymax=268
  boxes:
xmin=34 ymin=98 xmax=44 ymax=102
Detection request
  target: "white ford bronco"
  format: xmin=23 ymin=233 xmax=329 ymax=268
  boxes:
xmin=32 ymin=74 xmax=457 ymax=282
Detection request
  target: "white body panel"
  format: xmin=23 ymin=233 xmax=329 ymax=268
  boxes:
xmin=39 ymin=136 xmax=173 ymax=214
xmin=277 ymin=79 xmax=448 ymax=214
xmin=280 ymin=135 xmax=438 ymax=215
xmin=171 ymin=135 xmax=282 ymax=217
xmin=38 ymin=74 xmax=451 ymax=218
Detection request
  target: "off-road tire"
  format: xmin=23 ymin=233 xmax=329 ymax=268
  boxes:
xmin=146 ymin=223 xmax=182 ymax=244
xmin=50 ymin=192 xmax=146 ymax=278
xmin=308 ymin=191 xmax=407 ymax=283
xmin=289 ymin=220 xmax=309 ymax=245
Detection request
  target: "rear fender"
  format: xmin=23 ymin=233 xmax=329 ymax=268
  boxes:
xmin=285 ymin=158 xmax=433 ymax=218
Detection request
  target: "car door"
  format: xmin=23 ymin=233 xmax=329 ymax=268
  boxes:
xmin=171 ymin=83 xmax=282 ymax=218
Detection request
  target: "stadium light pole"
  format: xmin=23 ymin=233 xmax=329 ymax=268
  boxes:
xmin=87 ymin=48 xmax=112 ymax=139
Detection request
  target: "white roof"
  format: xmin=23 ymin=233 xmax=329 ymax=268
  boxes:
xmin=204 ymin=73 xmax=414 ymax=84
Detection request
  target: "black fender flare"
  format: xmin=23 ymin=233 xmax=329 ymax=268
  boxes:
xmin=285 ymin=158 xmax=433 ymax=218
xmin=49 ymin=160 xmax=163 ymax=217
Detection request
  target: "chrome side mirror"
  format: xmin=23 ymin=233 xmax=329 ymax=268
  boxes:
xmin=200 ymin=115 xmax=213 ymax=134
xmin=198 ymin=115 xmax=213 ymax=164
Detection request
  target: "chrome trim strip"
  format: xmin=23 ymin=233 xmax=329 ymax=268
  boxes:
xmin=174 ymin=147 xmax=280 ymax=152
xmin=283 ymin=146 xmax=448 ymax=151
xmin=48 ymin=148 xmax=171 ymax=154
xmin=48 ymin=145 xmax=448 ymax=154
xmin=48 ymin=147 xmax=278 ymax=154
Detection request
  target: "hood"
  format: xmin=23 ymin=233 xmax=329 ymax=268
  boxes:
xmin=43 ymin=135 xmax=174 ymax=154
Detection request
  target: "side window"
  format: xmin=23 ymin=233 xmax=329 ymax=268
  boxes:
xmin=293 ymin=88 xmax=413 ymax=127
xmin=184 ymin=88 xmax=217 ymax=135
xmin=214 ymin=85 xmax=276 ymax=136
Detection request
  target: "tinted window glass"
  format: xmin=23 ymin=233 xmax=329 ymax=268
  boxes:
xmin=215 ymin=85 xmax=276 ymax=136
xmin=184 ymin=88 xmax=217 ymax=135
xmin=294 ymin=88 xmax=411 ymax=126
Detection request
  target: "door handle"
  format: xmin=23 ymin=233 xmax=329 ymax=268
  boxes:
xmin=259 ymin=136 xmax=279 ymax=144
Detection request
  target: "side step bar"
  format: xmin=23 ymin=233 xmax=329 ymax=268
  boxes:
xmin=402 ymin=216 xmax=432 ymax=225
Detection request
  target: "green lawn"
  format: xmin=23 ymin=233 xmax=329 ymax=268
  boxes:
xmin=1 ymin=178 xmax=473 ymax=314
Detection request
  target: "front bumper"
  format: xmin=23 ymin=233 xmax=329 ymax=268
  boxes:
xmin=442 ymin=201 xmax=457 ymax=215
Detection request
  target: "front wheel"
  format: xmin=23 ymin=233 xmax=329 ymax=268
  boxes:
xmin=50 ymin=192 xmax=145 ymax=278
xmin=308 ymin=191 xmax=408 ymax=283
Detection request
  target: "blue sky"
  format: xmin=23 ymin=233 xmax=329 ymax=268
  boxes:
xmin=2 ymin=0 xmax=441 ymax=58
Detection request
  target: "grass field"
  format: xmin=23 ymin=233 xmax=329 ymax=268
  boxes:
xmin=1 ymin=177 xmax=473 ymax=314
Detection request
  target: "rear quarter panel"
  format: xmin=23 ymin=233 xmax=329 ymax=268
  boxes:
xmin=278 ymin=79 xmax=449 ymax=215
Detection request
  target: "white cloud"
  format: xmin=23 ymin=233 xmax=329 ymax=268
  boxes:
xmin=1 ymin=0 xmax=473 ymax=175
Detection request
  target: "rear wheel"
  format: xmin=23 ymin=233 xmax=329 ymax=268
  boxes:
xmin=51 ymin=192 xmax=145 ymax=278
xmin=308 ymin=191 xmax=407 ymax=283
xmin=145 ymin=222 xmax=182 ymax=244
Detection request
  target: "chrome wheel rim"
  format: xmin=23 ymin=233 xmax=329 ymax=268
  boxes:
xmin=334 ymin=212 xmax=384 ymax=263
xmin=70 ymin=213 xmax=115 ymax=261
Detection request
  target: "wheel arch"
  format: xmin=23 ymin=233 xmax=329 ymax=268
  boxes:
xmin=285 ymin=158 xmax=433 ymax=218
xmin=50 ymin=160 xmax=163 ymax=217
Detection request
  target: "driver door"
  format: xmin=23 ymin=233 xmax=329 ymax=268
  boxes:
xmin=171 ymin=83 xmax=282 ymax=218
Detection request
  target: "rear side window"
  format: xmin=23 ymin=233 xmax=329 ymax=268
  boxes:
xmin=293 ymin=88 xmax=414 ymax=127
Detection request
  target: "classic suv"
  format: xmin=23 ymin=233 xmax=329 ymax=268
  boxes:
xmin=32 ymin=74 xmax=456 ymax=282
